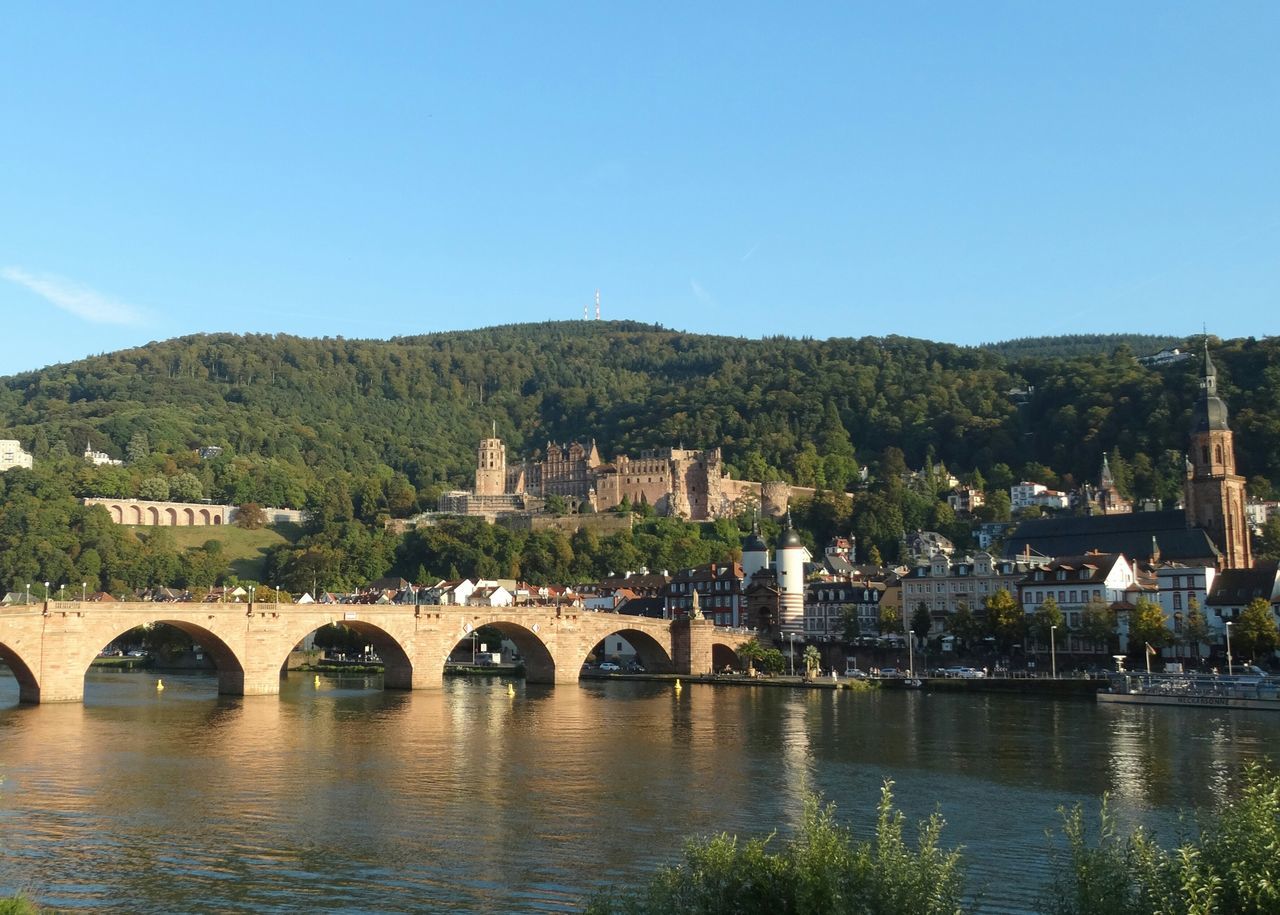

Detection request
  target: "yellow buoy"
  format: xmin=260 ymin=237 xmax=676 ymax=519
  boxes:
xmin=674 ymin=678 xmax=682 ymax=692
xmin=314 ymin=674 xmax=321 ymax=688
xmin=155 ymin=679 xmax=164 ymax=691
xmin=507 ymin=682 xmax=516 ymax=697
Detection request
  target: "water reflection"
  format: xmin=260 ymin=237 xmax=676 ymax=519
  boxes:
xmin=1 ymin=672 xmax=1279 ymax=913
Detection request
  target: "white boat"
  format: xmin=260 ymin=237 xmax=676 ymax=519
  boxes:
xmin=1097 ymin=672 xmax=1280 ymax=712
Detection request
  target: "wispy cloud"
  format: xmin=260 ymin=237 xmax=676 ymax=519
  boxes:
xmin=740 ymin=241 xmax=761 ymax=263
xmin=2 ymin=266 xmax=145 ymax=325
xmin=690 ymin=278 xmax=719 ymax=307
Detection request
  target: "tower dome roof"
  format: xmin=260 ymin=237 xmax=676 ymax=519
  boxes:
xmin=778 ymin=526 xmax=804 ymax=549
xmin=1194 ymin=395 xmax=1230 ymax=432
xmin=744 ymin=530 xmax=768 ymax=552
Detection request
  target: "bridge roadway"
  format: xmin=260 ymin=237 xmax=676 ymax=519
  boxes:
xmin=0 ymin=601 xmax=755 ymax=704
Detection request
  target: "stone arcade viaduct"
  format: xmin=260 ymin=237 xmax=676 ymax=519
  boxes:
xmin=0 ymin=601 xmax=755 ymax=704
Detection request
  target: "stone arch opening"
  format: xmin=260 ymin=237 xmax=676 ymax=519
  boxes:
xmin=0 ymin=641 xmax=41 ymax=704
xmin=581 ymin=627 xmax=674 ymax=674
xmin=711 ymin=643 xmax=742 ymax=673
xmin=212 ymin=515 xmax=222 ymax=526
xmin=146 ymin=506 xmax=160 ymax=525
xmin=130 ymin=505 xmax=143 ymax=524
xmin=110 ymin=504 xmax=123 ymax=523
xmin=447 ymin=621 xmax=557 ymax=684
xmin=286 ymin=620 xmax=416 ymax=691
xmin=86 ymin=620 xmax=246 ymax=697
xmin=183 ymin=508 xmax=195 ymax=526
xmin=199 ymin=509 xmax=211 ymax=525
xmin=165 ymin=507 xmax=178 ymax=526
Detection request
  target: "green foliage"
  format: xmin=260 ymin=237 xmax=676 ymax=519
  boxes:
xmin=983 ymin=588 xmax=1024 ymax=652
xmin=802 ymin=644 xmax=822 ymax=675
xmin=911 ymin=602 xmax=932 ymax=642
xmin=0 ymin=896 xmax=40 ymax=915
xmin=1127 ymin=599 xmax=1171 ymax=656
xmin=235 ymin=503 xmax=266 ymax=530
xmin=1032 ymin=595 xmax=1065 ymax=645
xmin=1233 ymin=598 xmax=1280 ymax=660
xmin=586 ymin=787 xmax=965 ymax=915
xmin=1042 ymin=762 xmax=1280 ymax=915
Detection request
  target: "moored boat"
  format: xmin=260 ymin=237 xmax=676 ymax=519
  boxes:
xmin=1097 ymin=672 xmax=1280 ymax=711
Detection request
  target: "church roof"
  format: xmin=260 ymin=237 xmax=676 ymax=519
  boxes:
xmin=1003 ymin=511 xmax=1220 ymax=565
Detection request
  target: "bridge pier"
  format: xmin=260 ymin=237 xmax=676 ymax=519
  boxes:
xmin=672 ymin=618 xmax=718 ymax=677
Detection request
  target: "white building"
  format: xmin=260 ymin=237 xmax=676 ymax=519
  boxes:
xmin=83 ymin=445 xmax=123 ymax=467
xmin=1153 ymin=563 xmax=1217 ymax=659
xmin=0 ymin=440 xmax=33 ymax=472
xmin=1011 ymin=482 xmax=1047 ymax=510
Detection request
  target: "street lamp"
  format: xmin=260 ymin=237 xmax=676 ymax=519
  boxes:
xmin=59 ymin=583 xmax=66 ymax=601
xmin=81 ymin=582 xmax=87 ymax=602
xmin=275 ymin=585 xmax=280 ymax=605
xmin=44 ymin=581 xmax=50 ymax=602
xmin=788 ymin=631 xmax=796 ymax=676
xmin=1225 ymin=621 xmax=1234 ymax=676
xmin=25 ymin=583 xmax=30 ymax=605
xmin=1050 ymin=624 xmax=1057 ymax=679
xmin=248 ymin=585 xmax=256 ymax=606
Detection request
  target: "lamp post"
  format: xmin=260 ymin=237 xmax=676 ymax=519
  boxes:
xmin=44 ymin=581 xmax=50 ymax=602
xmin=25 ymin=583 xmax=30 ymax=605
xmin=275 ymin=585 xmax=280 ymax=605
xmin=248 ymin=585 xmax=256 ymax=606
xmin=1050 ymin=624 xmax=1057 ymax=679
xmin=471 ymin=629 xmax=478 ymax=664
xmin=1225 ymin=621 xmax=1234 ymax=676
xmin=59 ymin=583 xmax=66 ymax=601
xmin=788 ymin=631 xmax=795 ymax=677
xmin=81 ymin=582 xmax=87 ymax=602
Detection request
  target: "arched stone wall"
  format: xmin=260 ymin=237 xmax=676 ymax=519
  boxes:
xmin=443 ymin=621 xmax=558 ymax=684
xmin=573 ymin=627 xmax=674 ymax=674
xmin=278 ymin=619 xmax=418 ymax=691
xmin=130 ymin=505 xmax=143 ymax=524
xmin=183 ymin=508 xmax=195 ymax=525
xmin=711 ymin=642 xmax=742 ymax=672
xmin=146 ymin=506 xmax=160 ymax=525
xmin=165 ymin=507 xmax=178 ymax=526
xmin=111 ymin=505 xmax=123 ymax=523
xmin=0 ymin=641 xmax=40 ymax=703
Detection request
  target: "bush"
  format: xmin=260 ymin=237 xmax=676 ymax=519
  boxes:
xmin=585 ymin=785 xmax=965 ymax=915
xmin=1042 ymin=762 xmax=1280 ymax=915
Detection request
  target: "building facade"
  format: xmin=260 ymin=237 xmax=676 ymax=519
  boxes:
xmin=0 ymin=440 xmax=33 ymax=472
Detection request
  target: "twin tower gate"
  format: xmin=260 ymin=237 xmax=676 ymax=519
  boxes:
xmin=0 ymin=602 xmax=754 ymax=704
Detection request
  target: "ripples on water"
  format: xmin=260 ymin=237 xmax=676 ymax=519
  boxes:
xmin=1 ymin=672 xmax=1277 ymax=913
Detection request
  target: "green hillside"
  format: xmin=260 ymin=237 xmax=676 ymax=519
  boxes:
xmin=127 ymin=523 xmax=301 ymax=583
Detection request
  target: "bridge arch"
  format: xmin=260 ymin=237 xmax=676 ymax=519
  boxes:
xmin=278 ymin=618 xmax=417 ymax=691
xmin=574 ymin=626 xmax=675 ymax=674
xmin=445 ymin=621 xmax=558 ymax=684
xmin=0 ymin=641 xmax=40 ymax=704
xmin=711 ymin=642 xmax=744 ymax=673
xmin=80 ymin=619 xmax=246 ymax=697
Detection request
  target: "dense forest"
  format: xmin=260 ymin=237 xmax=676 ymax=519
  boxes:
xmin=2 ymin=322 xmax=1279 ymax=594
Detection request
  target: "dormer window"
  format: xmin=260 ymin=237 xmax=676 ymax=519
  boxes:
xmin=1056 ymin=571 xmax=1067 ymax=581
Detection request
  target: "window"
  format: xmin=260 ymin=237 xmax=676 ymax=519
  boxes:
xmin=1059 ymin=591 xmax=1066 ymax=602
xmin=1093 ymin=590 xmax=1101 ymax=600
xmin=1173 ymin=593 xmax=1182 ymax=610
xmin=1057 ymin=571 xmax=1067 ymax=581
xmin=1069 ymin=591 xmax=1077 ymax=603
xmin=1172 ymin=576 xmax=1182 ymax=589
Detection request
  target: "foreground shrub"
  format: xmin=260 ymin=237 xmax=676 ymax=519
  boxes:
xmin=585 ymin=783 xmax=965 ymax=915
xmin=1043 ymin=761 xmax=1280 ymax=915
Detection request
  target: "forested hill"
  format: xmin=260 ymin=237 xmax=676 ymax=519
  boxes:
xmin=977 ymin=334 xmax=1182 ymax=360
xmin=1 ymin=322 xmax=1278 ymax=512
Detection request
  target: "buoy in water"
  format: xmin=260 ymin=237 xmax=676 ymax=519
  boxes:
xmin=314 ymin=674 xmax=321 ymax=688
xmin=507 ymin=683 xmax=516 ymax=697
xmin=674 ymin=678 xmax=682 ymax=692
xmin=155 ymin=679 xmax=165 ymax=691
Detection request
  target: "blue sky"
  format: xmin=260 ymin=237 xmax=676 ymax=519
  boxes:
xmin=2 ymin=2 xmax=1277 ymax=375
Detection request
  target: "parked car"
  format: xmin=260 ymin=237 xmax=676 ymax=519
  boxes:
xmin=598 ymin=661 xmax=621 ymax=672
xmin=625 ymin=662 xmax=646 ymax=673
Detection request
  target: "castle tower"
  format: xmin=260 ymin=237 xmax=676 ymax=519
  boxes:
xmin=1184 ymin=343 xmax=1251 ymax=569
xmin=475 ymin=435 xmax=507 ymax=496
xmin=775 ymin=515 xmax=811 ymax=637
xmin=741 ymin=520 xmax=770 ymax=581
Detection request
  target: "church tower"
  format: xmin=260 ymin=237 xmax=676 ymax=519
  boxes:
xmin=475 ymin=433 xmax=507 ymax=496
xmin=1184 ymin=343 xmax=1251 ymax=569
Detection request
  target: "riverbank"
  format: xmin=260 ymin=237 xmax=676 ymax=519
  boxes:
xmin=582 ymin=671 xmax=1105 ymax=697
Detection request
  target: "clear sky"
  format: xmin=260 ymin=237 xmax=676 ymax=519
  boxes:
xmin=2 ymin=2 xmax=1277 ymax=375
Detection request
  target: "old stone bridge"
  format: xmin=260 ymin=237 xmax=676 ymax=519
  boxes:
xmin=0 ymin=601 xmax=756 ymax=704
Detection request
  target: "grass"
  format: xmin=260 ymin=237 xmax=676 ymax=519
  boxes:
xmin=126 ymin=522 xmax=302 ymax=581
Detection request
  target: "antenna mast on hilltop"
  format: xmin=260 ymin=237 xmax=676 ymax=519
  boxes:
xmin=595 ymin=289 xmax=601 ymax=321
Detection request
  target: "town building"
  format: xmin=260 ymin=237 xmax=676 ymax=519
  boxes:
xmin=901 ymin=551 xmax=1041 ymax=638
xmin=662 ymin=562 xmax=746 ymax=627
xmin=1016 ymin=553 xmax=1153 ymax=653
xmin=83 ymin=444 xmax=122 ymax=467
xmin=947 ymin=486 xmax=985 ymax=515
xmin=803 ymin=580 xmax=885 ymax=643
xmin=0 ymin=439 xmax=33 ymax=472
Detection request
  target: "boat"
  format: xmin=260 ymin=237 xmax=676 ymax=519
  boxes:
xmin=1097 ymin=672 xmax=1280 ymax=711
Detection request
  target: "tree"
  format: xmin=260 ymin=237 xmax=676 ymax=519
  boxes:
xmin=802 ymin=644 xmax=822 ymax=678
xmin=867 ymin=543 xmax=884 ymax=566
xmin=911 ymin=602 xmax=932 ymax=645
xmin=126 ymin=431 xmax=150 ymax=464
xmin=946 ymin=601 xmax=980 ymax=653
xmin=984 ymin=588 xmax=1024 ymax=653
xmin=1080 ymin=597 xmax=1114 ymax=652
xmin=737 ymin=638 xmax=764 ymax=673
xmin=235 ymin=503 xmax=267 ymax=530
xmin=1032 ymin=595 xmax=1065 ymax=647
xmin=1183 ymin=598 xmax=1210 ymax=663
xmin=760 ymin=647 xmax=786 ymax=675
xmin=1127 ymin=598 xmax=1171 ymax=656
xmin=1256 ymin=515 xmax=1280 ymax=564
xmin=840 ymin=607 xmax=861 ymax=644
xmin=878 ymin=603 xmax=901 ymax=635
xmin=137 ymin=476 xmax=170 ymax=502
xmin=169 ymin=471 xmax=204 ymax=502
xmin=1234 ymin=597 xmax=1280 ymax=662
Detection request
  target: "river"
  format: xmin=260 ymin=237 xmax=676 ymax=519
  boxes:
xmin=1 ymin=671 xmax=1277 ymax=913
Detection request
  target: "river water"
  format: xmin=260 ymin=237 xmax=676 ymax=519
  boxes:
xmin=1 ymin=671 xmax=1277 ymax=913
